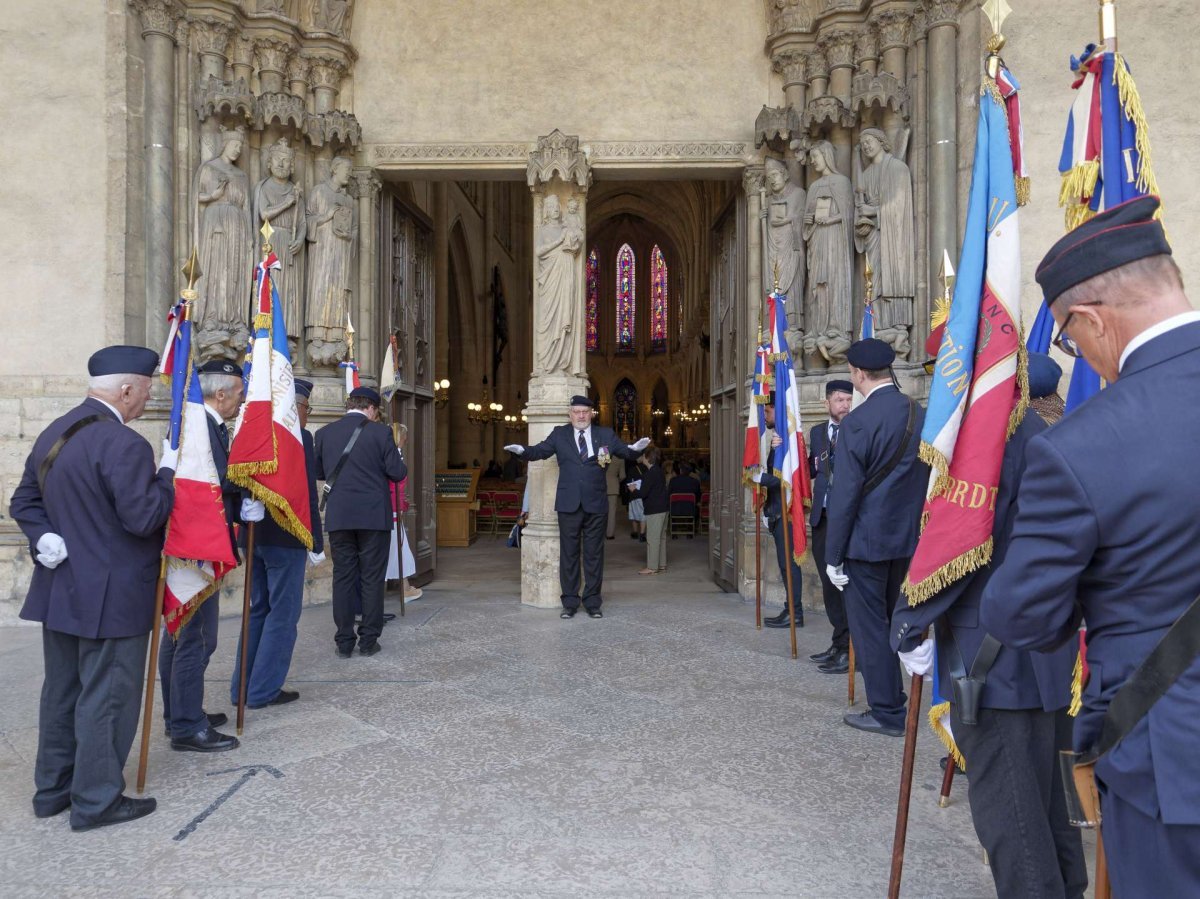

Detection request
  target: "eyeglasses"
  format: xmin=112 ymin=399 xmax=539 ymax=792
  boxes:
xmin=1050 ymin=303 xmax=1100 ymax=359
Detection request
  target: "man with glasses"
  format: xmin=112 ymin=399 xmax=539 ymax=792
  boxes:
xmin=982 ymin=195 xmax=1200 ymax=896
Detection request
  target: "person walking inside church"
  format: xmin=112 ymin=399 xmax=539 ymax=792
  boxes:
xmin=504 ymin=395 xmax=648 ymax=618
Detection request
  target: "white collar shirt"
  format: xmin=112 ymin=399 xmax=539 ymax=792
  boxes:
xmin=1118 ymin=311 xmax=1200 ymax=373
xmin=92 ymin=397 xmax=125 ymax=425
xmin=573 ymin=425 xmax=594 ymax=458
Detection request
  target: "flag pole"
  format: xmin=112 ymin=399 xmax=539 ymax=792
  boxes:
xmin=888 ymin=665 xmax=926 ymax=899
xmin=771 ymin=266 xmax=799 ymax=661
xmin=847 ymin=638 xmax=856 ymax=706
xmin=137 ymin=558 xmax=167 ymax=793
xmin=938 ymin=756 xmax=956 ymax=807
xmin=754 ymin=321 xmax=765 ymax=631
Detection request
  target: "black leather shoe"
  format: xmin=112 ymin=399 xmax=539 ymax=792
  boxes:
xmin=383 ymin=613 xmax=397 ymax=623
xmin=809 ymin=644 xmax=837 ymax=663
xmin=763 ymin=610 xmax=787 ymax=626
xmin=34 ymin=796 xmax=70 ymax=818
xmin=171 ymin=726 xmax=240 ymax=753
xmin=336 ymin=646 xmax=354 ymax=658
xmin=764 ymin=614 xmax=802 ymax=629
xmin=819 ymin=651 xmax=850 ymax=674
xmin=587 ymin=609 xmax=603 ymax=619
xmin=560 ymin=608 xmax=577 ymax=619
xmin=843 ymin=711 xmax=904 ymax=737
xmin=207 ymin=712 xmax=228 ymax=729
xmin=359 ymin=643 xmax=381 ymax=656
xmin=70 ymin=796 xmax=157 ymax=832
xmin=248 ymin=689 xmax=299 ymax=710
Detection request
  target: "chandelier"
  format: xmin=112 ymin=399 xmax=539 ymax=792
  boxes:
xmin=434 ymin=378 xmax=451 ymax=407
xmin=467 ymin=382 xmax=504 ymax=424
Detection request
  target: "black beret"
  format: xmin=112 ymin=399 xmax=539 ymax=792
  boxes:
xmin=197 ymin=359 xmax=241 ymax=377
xmin=846 ymin=338 xmax=895 ymax=370
xmin=88 ymin=345 xmax=159 ymax=377
xmin=825 ymin=379 xmax=853 ymax=397
xmin=293 ymin=378 xmax=313 ymax=399
xmin=349 ymin=386 xmax=381 ymax=405
xmin=569 ymin=395 xmax=595 ymax=408
xmin=1036 ymin=195 xmax=1170 ymax=304
xmin=1026 ymin=352 xmax=1062 ymax=399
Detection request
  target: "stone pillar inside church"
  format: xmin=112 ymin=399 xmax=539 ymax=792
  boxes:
xmin=521 ymin=131 xmax=592 ymax=608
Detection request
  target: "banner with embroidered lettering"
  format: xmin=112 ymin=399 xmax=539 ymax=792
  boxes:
xmin=767 ymin=291 xmax=812 ymax=563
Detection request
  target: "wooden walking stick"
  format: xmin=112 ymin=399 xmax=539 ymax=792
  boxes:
xmin=235 ymin=521 xmax=256 ymax=735
xmin=754 ymin=496 xmax=763 ymax=629
xmin=888 ymin=668 xmax=926 ymax=899
xmin=848 ymin=638 xmax=857 ymax=706
xmin=938 ymin=755 xmax=956 ymax=807
xmin=136 ymin=558 xmax=168 ymax=794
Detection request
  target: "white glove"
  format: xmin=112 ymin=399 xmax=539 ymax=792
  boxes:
xmin=751 ymin=471 xmax=763 ymax=484
xmin=503 ymin=444 xmax=525 ymax=455
xmin=159 ymin=439 xmax=178 ymax=472
xmin=899 ymin=637 xmax=935 ymax=677
xmin=631 ymin=437 xmax=651 ymax=452
xmin=826 ymin=563 xmax=849 ymax=591
xmin=36 ymin=533 xmax=68 ymax=569
xmin=240 ymin=498 xmax=265 ymax=522
xmin=307 ymin=551 xmax=326 ymax=567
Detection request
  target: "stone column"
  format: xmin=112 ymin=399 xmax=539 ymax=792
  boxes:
xmin=743 ymin=166 xmax=765 ymax=343
xmin=131 ymin=0 xmax=183 ymax=348
xmin=821 ymin=29 xmax=856 ymax=176
xmin=351 ymin=169 xmax=382 ymax=383
xmin=927 ymin=0 xmax=959 ymax=315
xmin=522 ymin=131 xmax=592 ymax=608
xmin=309 ymin=56 xmax=347 ymax=180
xmin=191 ymin=16 xmax=232 ymax=162
xmin=910 ymin=6 xmax=931 ymax=355
xmin=773 ymin=49 xmax=809 ymax=121
xmin=874 ymin=10 xmax=911 ymax=139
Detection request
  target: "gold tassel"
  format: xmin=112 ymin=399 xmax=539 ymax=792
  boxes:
xmin=1015 ymin=175 xmax=1031 ymax=208
xmin=930 ymin=295 xmax=951 ymax=331
xmin=1058 ymin=161 xmax=1101 ymax=209
xmin=929 ymin=701 xmax=967 ymax=772
xmin=1113 ymin=54 xmax=1160 ymax=199
xmin=1069 ymin=649 xmax=1084 ymax=717
xmin=903 ymin=538 xmax=995 ymax=607
xmin=253 ymin=312 xmax=271 ymax=331
xmin=1007 ymin=340 xmax=1030 ymax=441
xmin=1064 ymin=204 xmax=1097 ymax=232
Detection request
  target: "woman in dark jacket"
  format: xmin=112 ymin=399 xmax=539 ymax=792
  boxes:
xmin=627 ymin=446 xmax=668 ymax=574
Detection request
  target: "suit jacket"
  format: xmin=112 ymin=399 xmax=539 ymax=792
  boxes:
xmin=10 ymin=398 xmax=174 ymax=639
xmin=314 ymin=413 xmax=407 ymax=532
xmin=808 ymin=420 xmax=834 ymax=528
xmin=207 ymin=409 xmax=242 ymax=558
xmin=891 ymin=411 xmax=1076 ymax=711
xmin=758 ymin=436 xmax=787 ymax=524
xmin=244 ymin=429 xmax=324 ymax=553
xmin=666 ymin=474 xmax=701 ymax=505
xmin=981 ymin=321 xmax=1200 ymax=826
xmin=824 ymin=385 xmax=927 ymax=565
xmin=521 ymin=424 xmax=641 ymax=514
xmin=632 ymin=464 xmax=669 ymax=515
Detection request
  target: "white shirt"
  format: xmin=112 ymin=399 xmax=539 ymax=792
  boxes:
xmin=91 ymin=396 xmax=125 ymax=424
xmin=864 ymin=381 xmax=894 ymax=400
xmin=1118 ymin=311 xmax=1200 ymax=373
xmin=204 ymin=403 xmax=225 ymax=426
xmin=572 ymin=425 xmax=594 ymax=458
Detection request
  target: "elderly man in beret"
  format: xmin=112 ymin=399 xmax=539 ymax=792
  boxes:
xmin=315 ymin=386 xmax=407 ymax=657
xmin=504 ymin=396 xmax=649 ymax=619
xmin=982 ymin=195 xmax=1200 ymax=896
xmin=10 ymin=345 xmax=175 ymax=830
xmin=824 ymin=338 xmax=928 ymax=737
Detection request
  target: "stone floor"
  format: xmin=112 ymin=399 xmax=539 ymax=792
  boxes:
xmin=0 ymin=533 xmax=1093 ymax=897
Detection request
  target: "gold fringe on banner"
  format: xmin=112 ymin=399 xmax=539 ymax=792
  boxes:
xmin=1015 ymin=175 xmax=1031 ymax=208
xmin=161 ymin=558 xmax=220 ymax=636
xmin=929 ymin=701 xmax=967 ymax=772
xmin=1008 ymin=339 xmax=1030 ymax=440
xmin=1113 ymin=54 xmax=1159 ymax=199
xmin=1069 ymin=649 xmax=1084 ymax=717
xmin=1059 ymin=161 xmax=1100 ymax=231
xmin=903 ymin=537 xmax=994 ymax=607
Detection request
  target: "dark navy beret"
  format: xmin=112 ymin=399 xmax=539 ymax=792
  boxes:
xmin=1036 ymin=195 xmax=1170 ymax=304
xmin=197 ymin=359 xmax=241 ymax=377
xmin=1026 ymin=352 xmax=1062 ymax=399
xmin=293 ymin=378 xmax=313 ymax=399
xmin=846 ymin=338 xmax=895 ymax=370
xmin=569 ymin=395 xmax=595 ymax=408
xmin=825 ymin=379 xmax=853 ymax=397
xmin=349 ymin=386 xmax=381 ymax=405
xmin=88 ymin=345 xmax=159 ymax=377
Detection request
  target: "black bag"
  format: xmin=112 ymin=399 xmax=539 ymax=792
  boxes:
xmin=506 ymin=523 xmax=522 ymax=548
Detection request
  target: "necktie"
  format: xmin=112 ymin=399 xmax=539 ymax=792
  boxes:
xmin=578 ymin=430 xmax=588 ymax=460
xmin=218 ymin=422 xmax=230 ymax=451
xmin=829 ymin=423 xmax=839 ymax=466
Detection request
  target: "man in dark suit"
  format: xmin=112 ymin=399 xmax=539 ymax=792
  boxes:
xmin=891 ymin=353 xmax=1087 ymax=898
xmin=504 ymin=395 xmax=648 ymax=618
xmin=10 ymin=345 xmax=174 ymax=831
xmin=160 ymin=358 xmax=245 ymax=753
xmin=229 ymin=378 xmax=324 ymax=709
xmin=801 ymin=379 xmax=854 ymax=672
xmin=982 ymin=196 xmax=1200 ymax=896
xmin=751 ymin=400 xmax=804 ymax=629
xmin=825 ymin=338 xmax=927 ymax=737
xmin=315 ymin=386 xmax=407 ymax=657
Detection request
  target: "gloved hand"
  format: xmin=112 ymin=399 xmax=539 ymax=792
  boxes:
xmin=826 ymin=563 xmax=849 ymax=591
xmin=159 ymin=439 xmax=179 ymax=472
xmin=503 ymin=444 xmax=525 ymax=455
xmin=307 ymin=551 xmax=326 ymax=567
xmin=631 ymin=437 xmax=651 ymax=452
xmin=240 ymin=498 xmax=265 ymax=522
xmin=751 ymin=471 xmax=763 ymax=484
xmin=36 ymin=533 xmax=68 ymax=569
xmin=899 ymin=637 xmax=935 ymax=677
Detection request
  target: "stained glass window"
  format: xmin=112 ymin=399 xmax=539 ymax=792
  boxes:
xmin=586 ymin=248 xmax=599 ymax=352
xmin=616 ymin=243 xmax=636 ymax=351
xmin=650 ymin=245 xmax=668 ymax=350
xmin=614 ymin=379 xmax=637 ymax=435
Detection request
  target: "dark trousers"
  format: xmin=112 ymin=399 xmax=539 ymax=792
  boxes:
xmin=330 ymin=528 xmax=390 ymax=650
xmin=769 ymin=516 xmax=804 ymax=622
xmin=952 ymin=703 xmax=1088 ymax=899
xmin=36 ymin=628 xmax=147 ymax=827
xmin=843 ymin=557 xmax=907 ymax=728
xmin=558 ymin=508 xmax=607 ymax=611
xmin=159 ymin=592 xmax=219 ymax=738
xmin=230 ymin=544 xmax=306 ymax=706
xmin=1101 ymin=780 xmax=1200 ymax=899
xmin=810 ymin=518 xmax=849 ymax=649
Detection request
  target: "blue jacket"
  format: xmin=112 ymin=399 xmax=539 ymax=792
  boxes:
xmin=808 ymin=420 xmax=834 ymax=527
xmin=206 ymin=409 xmax=242 ymax=558
xmin=824 ymin=385 xmax=927 ymax=565
xmin=891 ymin=410 xmax=1076 ymax=711
xmin=521 ymin=425 xmax=641 ymax=514
xmin=242 ymin=429 xmax=323 ymax=553
xmin=10 ymin=398 xmax=174 ymax=639
xmin=314 ymin=413 xmax=407 ymax=532
xmin=981 ymin=321 xmax=1200 ymax=825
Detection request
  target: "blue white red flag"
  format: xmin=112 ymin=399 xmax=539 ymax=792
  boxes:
xmin=742 ymin=338 xmax=772 ymax=495
xmin=861 ymin=296 xmax=874 ymax=340
xmin=227 ymin=253 xmax=313 ymax=549
xmin=159 ymin=301 xmax=238 ymax=635
xmin=766 ymin=291 xmax=812 ymax=562
xmin=339 ymin=359 xmax=361 ymax=395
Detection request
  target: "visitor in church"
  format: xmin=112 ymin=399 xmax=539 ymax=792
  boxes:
xmin=627 ymin=446 xmax=668 ymax=574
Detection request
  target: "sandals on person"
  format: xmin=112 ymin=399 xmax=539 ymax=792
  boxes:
xmin=638 ymin=568 xmax=657 ymax=575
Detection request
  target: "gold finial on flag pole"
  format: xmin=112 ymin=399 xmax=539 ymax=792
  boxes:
xmin=259 ymin=218 xmax=274 ymax=257
xmin=864 ymin=256 xmax=874 ymax=315
xmin=981 ymin=0 xmax=1011 ymax=78
xmin=345 ymin=311 xmax=356 ymax=362
xmin=179 ymin=247 xmax=201 ymax=317
xmin=939 ymin=249 xmax=956 ymax=305
xmin=1099 ymin=0 xmax=1117 ymax=50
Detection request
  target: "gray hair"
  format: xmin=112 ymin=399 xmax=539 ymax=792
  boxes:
xmin=88 ymin=373 xmax=132 ymax=393
xmin=199 ymin=373 xmax=242 ymax=399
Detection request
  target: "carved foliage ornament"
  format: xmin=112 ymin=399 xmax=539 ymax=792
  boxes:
xmin=258 ymin=92 xmax=306 ymax=129
xmin=191 ymin=17 xmax=233 ymax=57
xmin=806 ymin=48 xmax=829 ymax=82
xmin=308 ymin=56 xmax=348 ymax=90
xmin=771 ymin=49 xmax=808 ymax=86
xmin=349 ymin=168 xmax=382 ymax=200
xmin=926 ymin=0 xmax=962 ymax=29
xmin=819 ymin=28 xmax=857 ymax=69
xmin=255 ymin=39 xmax=293 ymax=74
xmin=130 ymin=0 xmax=184 ymax=40
xmin=526 ymin=130 xmax=591 ymax=191
xmin=854 ymin=27 xmax=879 ymax=64
xmin=873 ymin=10 xmax=913 ymax=51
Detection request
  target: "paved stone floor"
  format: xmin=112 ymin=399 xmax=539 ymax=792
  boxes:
xmin=0 ymin=534 xmax=1093 ymax=897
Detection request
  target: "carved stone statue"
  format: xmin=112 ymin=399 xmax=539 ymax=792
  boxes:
xmin=854 ymin=127 xmax=915 ymax=357
xmin=310 ymin=0 xmax=349 ymax=35
xmin=194 ymin=126 xmax=253 ymax=359
xmin=253 ymin=138 xmax=306 ymax=348
xmin=802 ymin=141 xmax=853 ymax=365
xmin=761 ymin=157 xmax=806 ymax=336
xmin=533 ymin=194 xmax=583 ymax=376
xmin=305 ymin=156 xmax=357 ymax=367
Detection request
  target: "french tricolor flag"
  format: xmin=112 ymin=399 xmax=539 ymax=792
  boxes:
xmin=227 ymin=253 xmax=313 ymax=549
xmin=767 ymin=291 xmax=813 ymax=563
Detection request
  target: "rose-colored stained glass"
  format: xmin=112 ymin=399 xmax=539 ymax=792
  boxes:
xmin=616 ymin=243 xmax=635 ymax=351
xmin=586 ymin=248 xmax=599 ymax=352
xmin=650 ymin=245 xmax=667 ymax=350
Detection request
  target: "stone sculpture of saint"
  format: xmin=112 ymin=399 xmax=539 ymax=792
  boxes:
xmin=305 ymin=156 xmax=357 ymax=368
xmin=854 ymin=128 xmax=915 ymax=357
xmin=253 ymin=138 xmax=305 ymax=348
xmin=311 ymin=0 xmax=349 ymax=35
xmin=761 ymin=157 xmax=806 ymax=337
xmin=802 ymin=140 xmax=853 ymax=365
xmin=533 ymin=194 xmax=583 ymax=376
xmin=194 ymin=126 xmax=254 ymax=359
